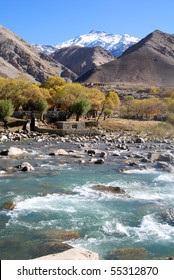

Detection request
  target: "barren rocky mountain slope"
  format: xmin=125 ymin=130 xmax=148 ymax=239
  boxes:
xmin=78 ymin=30 xmax=174 ymax=88
xmin=1 ymin=26 xmax=174 ymax=88
xmin=51 ymin=45 xmax=115 ymax=77
xmin=0 ymin=25 xmax=77 ymax=83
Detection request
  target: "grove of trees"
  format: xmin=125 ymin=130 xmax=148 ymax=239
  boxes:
xmin=0 ymin=75 xmax=173 ymax=125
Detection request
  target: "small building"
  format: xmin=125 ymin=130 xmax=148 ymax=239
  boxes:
xmin=56 ymin=121 xmax=86 ymax=130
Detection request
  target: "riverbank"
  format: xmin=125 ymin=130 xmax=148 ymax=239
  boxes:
xmin=1 ymin=117 xmax=174 ymax=139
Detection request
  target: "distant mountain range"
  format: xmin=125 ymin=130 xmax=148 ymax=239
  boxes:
xmin=0 ymin=26 xmax=174 ymax=87
xmin=35 ymin=30 xmax=140 ymax=57
xmin=78 ymin=30 xmax=174 ymax=87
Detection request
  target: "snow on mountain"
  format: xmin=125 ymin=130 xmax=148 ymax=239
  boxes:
xmin=34 ymin=44 xmax=57 ymax=54
xmin=35 ymin=30 xmax=140 ymax=57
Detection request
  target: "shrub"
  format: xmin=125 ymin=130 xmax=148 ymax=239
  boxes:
xmin=0 ymin=99 xmax=14 ymax=126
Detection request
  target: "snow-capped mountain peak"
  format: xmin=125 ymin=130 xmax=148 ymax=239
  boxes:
xmin=35 ymin=30 xmax=140 ymax=57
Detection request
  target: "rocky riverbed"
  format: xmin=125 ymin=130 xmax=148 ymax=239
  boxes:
xmin=0 ymin=128 xmax=174 ymax=260
xmin=0 ymin=128 xmax=174 ymax=176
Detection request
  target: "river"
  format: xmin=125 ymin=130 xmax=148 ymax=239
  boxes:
xmin=0 ymin=135 xmax=174 ymax=259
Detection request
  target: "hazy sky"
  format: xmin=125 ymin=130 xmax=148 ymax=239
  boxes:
xmin=1 ymin=0 xmax=174 ymax=44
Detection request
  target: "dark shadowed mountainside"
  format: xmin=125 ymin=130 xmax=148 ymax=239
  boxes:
xmin=51 ymin=45 xmax=115 ymax=77
xmin=77 ymin=30 xmax=174 ymax=87
xmin=0 ymin=25 xmax=77 ymax=83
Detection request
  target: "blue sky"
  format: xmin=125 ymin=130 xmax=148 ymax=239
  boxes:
xmin=1 ymin=0 xmax=174 ymax=44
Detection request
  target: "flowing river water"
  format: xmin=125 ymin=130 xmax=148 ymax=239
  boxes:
xmin=0 ymin=136 xmax=174 ymax=260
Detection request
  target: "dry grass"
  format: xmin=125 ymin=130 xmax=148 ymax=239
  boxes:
xmin=98 ymin=118 xmax=174 ymax=138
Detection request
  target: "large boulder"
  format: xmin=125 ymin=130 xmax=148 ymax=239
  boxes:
xmin=155 ymin=162 xmax=174 ymax=173
xmin=49 ymin=149 xmax=69 ymax=156
xmin=158 ymin=153 xmax=174 ymax=163
xmin=148 ymin=152 xmax=174 ymax=163
xmin=33 ymin=247 xmax=99 ymax=260
xmin=147 ymin=152 xmax=160 ymax=162
xmin=134 ymin=137 xmax=145 ymax=143
xmin=0 ymin=146 xmax=28 ymax=156
xmin=93 ymin=185 xmax=130 ymax=197
xmin=33 ymin=242 xmax=73 ymax=259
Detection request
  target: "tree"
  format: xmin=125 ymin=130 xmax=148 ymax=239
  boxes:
xmin=86 ymin=88 xmax=105 ymax=118
xmin=0 ymin=77 xmax=50 ymax=110
xmin=97 ymin=91 xmax=120 ymax=120
xmin=104 ymin=91 xmax=120 ymax=119
xmin=0 ymin=99 xmax=14 ymax=127
xmin=120 ymin=97 xmax=167 ymax=120
xmin=43 ymin=76 xmax=66 ymax=89
xmin=71 ymin=98 xmax=91 ymax=121
xmin=121 ymin=96 xmax=135 ymax=118
xmin=35 ymin=99 xmax=48 ymax=121
xmin=51 ymin=83 xmax=88 ymax=112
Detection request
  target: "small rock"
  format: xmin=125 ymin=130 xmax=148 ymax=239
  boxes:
xmin=134 ymin=137 xmax=145 ymax=143
xmin=0 ymin=135 xmax=8 ymax=142
xmin=99 ymin=151 xmax=107 ymax=158
xmin=87 ymin=150 xmax=96 ymax=156
xmin=89 ymin=158 xmax=104 ymax=164
xmin=78 ymin=159 xmax=86 ymax=164
xmin=12 ymin=136 xmax=21 ymax=141
xmin=49 ymin=149 xmax=69 ymax=156
xmin=16 ymin=162 xmax=35 ymax=172
xmin=3 ymin=200 xmax=16 ymax=210
xmin=112 ymin=151 xmax=120 ymax=156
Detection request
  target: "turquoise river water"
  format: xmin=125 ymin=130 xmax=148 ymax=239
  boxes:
xmin=0 ymin=138 xmax=174 ymax=260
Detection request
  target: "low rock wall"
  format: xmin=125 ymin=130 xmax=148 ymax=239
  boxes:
xmin=35 ymin=127 xmax=99 ymax=136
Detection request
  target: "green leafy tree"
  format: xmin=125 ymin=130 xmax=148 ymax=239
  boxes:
xmin=71 ymin=98 xmax=91 ymax=121
xmin=0 ymin=99 xmax=14 ymax=127
xmin=35 ymin=99 xmax=48 ymax=121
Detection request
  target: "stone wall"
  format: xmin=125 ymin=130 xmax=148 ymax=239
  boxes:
xmin=56 ymin=121 xmax=86 ymax=130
